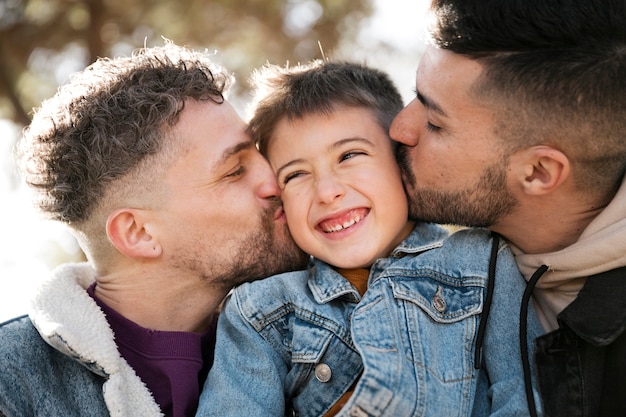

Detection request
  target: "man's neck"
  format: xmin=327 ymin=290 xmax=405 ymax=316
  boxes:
xmin=492 ymin=196 xmax=606 ymax=255
xmin=93 ymin=268 xmax=226 ymax=334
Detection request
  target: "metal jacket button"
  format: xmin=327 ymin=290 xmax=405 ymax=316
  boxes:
xmin=315 ymin=363 xmax=332 ymax=382
xmin=433 ymin=286 xmax=447 ymax=313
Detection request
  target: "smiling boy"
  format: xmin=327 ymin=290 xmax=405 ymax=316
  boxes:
xmin=197 ymin=60 xmax=543 ymax=417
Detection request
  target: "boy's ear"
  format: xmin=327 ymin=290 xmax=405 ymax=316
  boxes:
xmin=106 ymin=208 xmax=162 ymax=259
xmin=512 ymin=146 xmax=571 ymax=196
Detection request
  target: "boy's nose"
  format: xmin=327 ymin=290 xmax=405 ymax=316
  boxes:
xmin=316 ymin=176 xmax=346 ymax=204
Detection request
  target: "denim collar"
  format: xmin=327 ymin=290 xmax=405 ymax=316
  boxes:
xmin=308 ymin=222 xmax=448 ymax=304
xmin=392 ymin=222 xmax=448 ymax=256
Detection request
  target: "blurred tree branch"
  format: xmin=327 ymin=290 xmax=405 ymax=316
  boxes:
xmin=0 ymin=42 xmax=30 ymax=125
xmin=0 ymin=0 xmax=373 ymax=128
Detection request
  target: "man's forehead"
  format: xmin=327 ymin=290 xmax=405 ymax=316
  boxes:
xmin=417 ymin=46 xmax=485 ymax=107
xmin=174 ymin=100 xmax=250 ymax=151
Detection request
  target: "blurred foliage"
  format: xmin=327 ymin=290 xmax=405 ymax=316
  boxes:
xmin=0 ymin=0 xmax=374 ymax=126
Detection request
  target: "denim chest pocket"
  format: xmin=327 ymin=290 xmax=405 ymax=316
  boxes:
xmin=277 ymin=312 xmax=363 ymax=417
xmin=389 ymin=271 xmax=484 ymax=383
xmin=390 ymin=272 xmax=484 ymax=322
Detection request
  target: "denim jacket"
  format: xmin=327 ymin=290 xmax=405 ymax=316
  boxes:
xmin=198 ymin=223 xmax=543 ymax=417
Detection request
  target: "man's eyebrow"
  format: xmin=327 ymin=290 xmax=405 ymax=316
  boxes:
xmin=416 ymin=89 xmax=447 ymax=117
xmin=218 ymin=140 xmax=253 ymax=165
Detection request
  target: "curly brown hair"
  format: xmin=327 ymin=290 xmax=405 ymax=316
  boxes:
xmin=16 ymin=42 xmax=232 ymax=226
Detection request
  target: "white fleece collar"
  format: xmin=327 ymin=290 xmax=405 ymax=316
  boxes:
xmin=29 ymin=262 xmax=163 ymax=417
xmin=513 ymin=176 xmax=626 ymax=331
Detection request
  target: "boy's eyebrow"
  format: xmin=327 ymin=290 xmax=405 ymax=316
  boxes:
xmin=331 ymin=137 xmax=374 ymax=149
xmin=276 ymin=159 xmax=305 ymax=179
xmin=416 ymin=89 xmax=447 ymax=117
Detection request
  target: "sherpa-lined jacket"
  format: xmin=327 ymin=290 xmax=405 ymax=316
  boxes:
xmin=0 ymin=262 xmax=163 ymax=417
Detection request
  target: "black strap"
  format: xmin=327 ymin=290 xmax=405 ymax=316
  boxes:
xmin=474 ymin=233 xmax=499 ymax=369
xmin=520 ymin=264 xmax=549 ymax=417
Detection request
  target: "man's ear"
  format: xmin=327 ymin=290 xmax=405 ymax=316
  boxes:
xmin=106 ymin=208 xmax=162 ymax=259
xmin=512 ymin=146 xmax=571 ymax=195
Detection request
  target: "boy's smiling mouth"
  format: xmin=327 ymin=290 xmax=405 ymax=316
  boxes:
xmin=318 ymin=208 xmax=369 ymax=233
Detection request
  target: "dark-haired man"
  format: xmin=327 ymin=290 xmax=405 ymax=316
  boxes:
xmin=391 ymin=1 xmax=626 ymax=416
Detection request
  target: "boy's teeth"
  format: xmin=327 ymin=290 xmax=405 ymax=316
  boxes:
xmin=323 ymin=214 xmax=362 ymax=233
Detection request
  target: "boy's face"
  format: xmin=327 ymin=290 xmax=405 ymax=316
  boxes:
xmin=267 ymin=106 xmax=413 ymax=269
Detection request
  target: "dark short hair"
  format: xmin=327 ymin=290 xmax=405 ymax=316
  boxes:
xmin=247 ymin=60 xmax=404 ymax=156
xmin=430 ymin=0 xmax=626 ymax=193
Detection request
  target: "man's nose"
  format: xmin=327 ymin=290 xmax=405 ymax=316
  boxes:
xmin=390 ymin=100 xmax=420 ymax=147
xmin=255 ymin=156 xmax=281 ymax=200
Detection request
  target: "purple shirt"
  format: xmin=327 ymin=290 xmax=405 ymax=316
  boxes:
xmin=87 ymin=283 xmax=217 ymax=417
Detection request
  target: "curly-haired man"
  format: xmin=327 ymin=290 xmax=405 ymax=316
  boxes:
xmin=0 ymin=43 xmax=306 ymax=417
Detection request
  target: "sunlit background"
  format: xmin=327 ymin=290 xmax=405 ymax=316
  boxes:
xmin=0 ymin=0 xmax=430 ymax=321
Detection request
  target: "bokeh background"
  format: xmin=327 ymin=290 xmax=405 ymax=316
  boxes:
xmin=0 ymin=0 xmax=430 ymax=321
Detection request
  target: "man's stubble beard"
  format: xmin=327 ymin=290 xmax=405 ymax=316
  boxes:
xmin=173 ymin=206 xmax=307 ymax=291
xmin=209 ymin=206 xmax=307 ymax=288
xmin=397 ymin=145 xmax=518 ymax=227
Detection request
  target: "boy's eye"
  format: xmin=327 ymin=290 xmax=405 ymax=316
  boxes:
xmin=340 ymin=150 xmax=366 ymax=162
xmin=282 ymin=171 xmax=306 ymax=185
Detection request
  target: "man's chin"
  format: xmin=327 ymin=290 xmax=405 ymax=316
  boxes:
xmin=407 ymin=191 xmax=515 ymax=228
